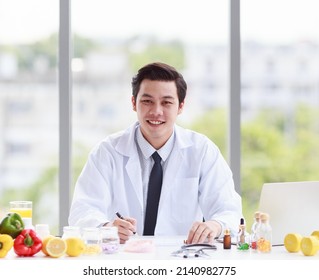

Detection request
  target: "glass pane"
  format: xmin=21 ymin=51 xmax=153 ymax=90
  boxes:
xmin=72 ymin=0 xmax=229 ymax=187
xmin=241 ymin=0 xmax=319 ymax=228
xmin=0 ymin=1 xmax=59 ymax=235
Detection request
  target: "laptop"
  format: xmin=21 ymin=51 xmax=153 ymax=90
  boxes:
xmin=258 ymin=181 xmax=319 ymax=245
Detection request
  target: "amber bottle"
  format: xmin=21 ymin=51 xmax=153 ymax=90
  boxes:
xmin=223 ymin=229 xmax=231 ymax=249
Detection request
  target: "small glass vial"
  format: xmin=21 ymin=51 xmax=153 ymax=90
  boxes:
xmin=237 ymin=218 xmax=250 ymax=250
xmin=257 ymin=213 xmax=272 ymax=253
xmin=82 ymin=227 xmax=102 ymax=255
xmin=250 ymin=211 xmax=261 ymax=250
xmin=62 ymin=226 xmax=81 ymax=239
xmin=223 ymin=229 xmax=232 ymax=249
xmin=100 ymin=226 xmax=120 ymax=254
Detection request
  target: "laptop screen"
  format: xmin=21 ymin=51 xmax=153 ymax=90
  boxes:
xmin=258 ymin=181 xmax=319 ymax=245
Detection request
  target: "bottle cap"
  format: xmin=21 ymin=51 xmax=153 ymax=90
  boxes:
xmin=260 ymin=213 xmax=269 ymax=222
xmin=224 ymin=229 xmax=230 ymax=235
xmin=254 ymin=211 xmax=261 ymax=219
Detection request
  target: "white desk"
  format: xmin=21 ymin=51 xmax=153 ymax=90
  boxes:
xmin=3 ymin=236 xmax=319 ymax=280
xmin=5 ymin=236 xmax=319 ymax=260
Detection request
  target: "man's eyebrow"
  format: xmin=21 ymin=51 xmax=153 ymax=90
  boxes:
xmin=162 ymin=95 xmax=175 ymax=100
xmin=140 ymin=93 xmax=153 ymax=98
xmin=140 ymin=93 xmax=175 ymax=99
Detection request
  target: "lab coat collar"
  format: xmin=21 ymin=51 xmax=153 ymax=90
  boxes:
xmin=114 ymin=122 xmax=139 ymax=157
xmin=174 ymin=124 xmax=194 ymax=150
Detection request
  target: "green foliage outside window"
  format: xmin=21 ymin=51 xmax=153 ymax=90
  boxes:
xmin=191 ymin=104 xmax=319 ymax=228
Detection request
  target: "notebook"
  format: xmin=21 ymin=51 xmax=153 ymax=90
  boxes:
xmin=257 ymin=181 xmax=319 ymax=245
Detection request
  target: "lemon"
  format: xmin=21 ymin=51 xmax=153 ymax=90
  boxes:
xmin=311 ymin=231 xmax=319 ymax=239
xmin=301 ymin=236 xmax=319 ymax=256
xmin=284 ymin=233 xmax=302 ymax=253
xmin=65 ymin=237 xmax=85 ymax=257
xmin=41 ymin=235 xmax=55 ymax=256
xmin=45 ymin=237 xmax=67 ymax=258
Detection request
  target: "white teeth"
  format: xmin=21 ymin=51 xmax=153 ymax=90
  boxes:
xmin=149 ymin=120 xmax=162 ymax=125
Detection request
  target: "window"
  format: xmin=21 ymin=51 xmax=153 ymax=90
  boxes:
xmin=3 ymin=1 xmax=317 ymax=234
xmin=0 ymin=0 xmax=59 ymax=234
xmin=241 ymin=0 xmax=319 ymax=228
xmin=71 ymin=0 xmax=229 ymax=191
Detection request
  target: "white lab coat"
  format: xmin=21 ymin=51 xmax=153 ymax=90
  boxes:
xmin=69 ymin=122 xmax=242 ymax=236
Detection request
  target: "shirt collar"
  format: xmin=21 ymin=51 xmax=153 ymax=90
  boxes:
xmin=136 ymin=125 xmax=175 ymax=161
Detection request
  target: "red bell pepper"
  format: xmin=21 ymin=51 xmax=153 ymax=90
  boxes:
xmin=13 ymin=229 xmax=42 ymax=257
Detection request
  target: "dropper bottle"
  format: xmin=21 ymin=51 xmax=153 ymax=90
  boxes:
xmin=237 ymin=218 xmax=250 ymax=250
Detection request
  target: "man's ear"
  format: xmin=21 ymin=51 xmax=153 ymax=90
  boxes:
xmin=178 ymin=101 xmax=185 ymax=114
xmin=132 ymin=96 xmax=136 ymax=111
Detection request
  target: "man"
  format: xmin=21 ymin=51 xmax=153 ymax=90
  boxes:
xmin=69 ymin=62 xmax=242 ymax=244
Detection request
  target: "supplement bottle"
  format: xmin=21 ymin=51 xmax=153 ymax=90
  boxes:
xmin=82 ymin=227 xmax=102 ymax=255
xmin=257 ymin=213 xmax=272 ymax=253
xmin=35 ymin=224 xmax=51 ymax=240
xmin=100 ymin=226 xmax=120 ymax=254
xmin=237 ymin=218 xmax=250 ymax=250
xmin=223 ymin=229 xmax=232 ymax=249
xmin=62 ymin=226 xmax=81 ymax=239
xmin=250 ymin=211 xmax=261 ymax=250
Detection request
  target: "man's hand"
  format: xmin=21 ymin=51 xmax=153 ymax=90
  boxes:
xmin=186 ymin=220 xmax=222 ymax=244
xmin=110 ymin=217 xmax=137 ymax=244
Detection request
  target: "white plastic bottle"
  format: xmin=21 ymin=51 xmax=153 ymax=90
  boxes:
xmin=62 ymin=226 xmax=81 ymax=239
xmin=35 ymin=224 xmax=51 ymax=240
xmin=82 ymin=227 xmax=102 ymax=255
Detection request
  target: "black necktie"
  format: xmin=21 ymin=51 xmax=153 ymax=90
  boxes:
xmin=143 ymin=152 xmax=163 ymax=235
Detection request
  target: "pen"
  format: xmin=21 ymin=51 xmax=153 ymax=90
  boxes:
xmin=116 ymin=212 xmax=136 ymax=234
xmin=116 ymin=212 xmax=125 ymax=220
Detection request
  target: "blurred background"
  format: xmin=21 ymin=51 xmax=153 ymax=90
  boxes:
xmin=1 ymin=0 xmax=319 ymax=235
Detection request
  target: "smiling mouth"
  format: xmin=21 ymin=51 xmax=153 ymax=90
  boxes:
xmin=148 ymin=120 xmax=164 ymax=125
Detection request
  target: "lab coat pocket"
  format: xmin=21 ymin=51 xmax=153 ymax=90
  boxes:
xmin=170 ymin=177 xmax=199 ymax=224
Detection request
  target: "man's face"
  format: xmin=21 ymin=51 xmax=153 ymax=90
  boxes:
xmin=132 ymin=79 xmax=184 ymax=149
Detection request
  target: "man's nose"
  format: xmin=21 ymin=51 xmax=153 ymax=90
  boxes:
xmin=150 ymin=103 xmax=163 ymax=115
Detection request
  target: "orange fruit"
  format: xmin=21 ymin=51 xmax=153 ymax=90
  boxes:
xmin=45 ymin=237 xmax=67 ymax=258
xmin=41 ymin=235 xmax=55 ymax=256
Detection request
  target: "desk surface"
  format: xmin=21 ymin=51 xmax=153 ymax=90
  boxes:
xmin=5 ymin=236 xmax=319 ymax=260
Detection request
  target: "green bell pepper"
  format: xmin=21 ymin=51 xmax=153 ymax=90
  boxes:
xmin=0 ymin=213 xmax=25 ymax=239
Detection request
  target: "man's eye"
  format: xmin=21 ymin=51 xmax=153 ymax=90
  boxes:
xmin=141 ymin=100 xmax=152 ymax=104
xmin=164 ymin=101 xmax=173 ymax=105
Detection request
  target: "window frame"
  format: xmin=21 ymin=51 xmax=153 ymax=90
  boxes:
xmin=58 ymin=0 xmax=241 ymax=235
